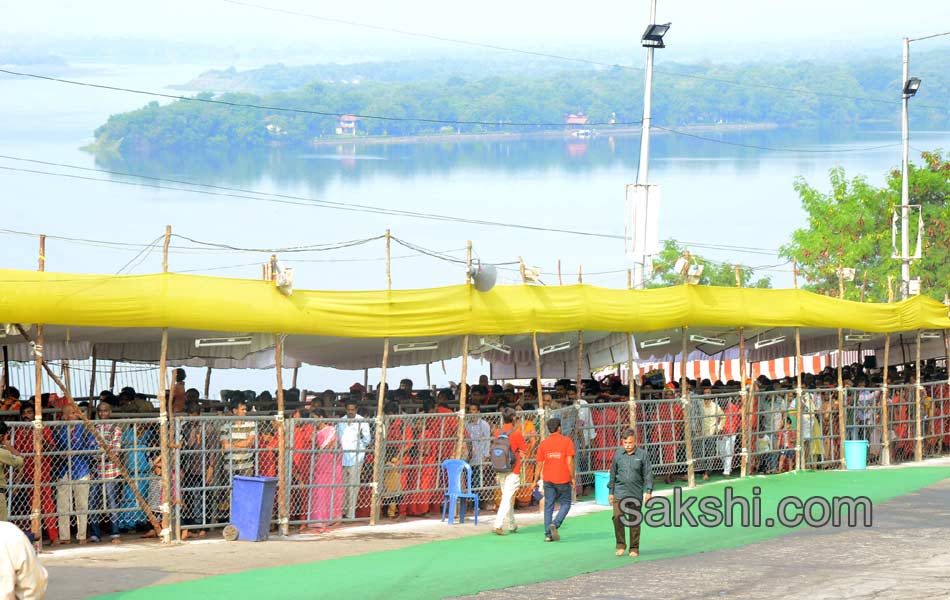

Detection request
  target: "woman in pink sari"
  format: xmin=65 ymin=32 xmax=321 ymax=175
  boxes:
xmin=301 ymin=409 xmax=343 ymax=534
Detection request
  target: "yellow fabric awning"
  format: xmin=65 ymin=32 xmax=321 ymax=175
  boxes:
xmin=0 ymin=269 xmax=948 ymax=337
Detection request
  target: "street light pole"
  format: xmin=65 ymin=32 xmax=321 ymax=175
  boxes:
xmin=636 ymin=0 xmax=657 ymax=189
xmin=900 ymin=37 xmax=911 ymax=300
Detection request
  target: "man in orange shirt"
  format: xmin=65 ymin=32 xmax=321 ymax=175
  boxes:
xmin=535 ymin=418 xmax=576 ymax=542
xmin=492 ymin=407 xmax=526 ymax=536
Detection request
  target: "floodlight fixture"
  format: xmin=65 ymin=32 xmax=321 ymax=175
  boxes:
xmin=393 ymin=342 xmax=439 ymax=353
xmin=195 ymin=336 xmax=253 ymax=348
xmin=844 ymin=333 xmax=873 ymax=342
xmin=754 ymin=336 xmax=787 ymax=350
xmin=689 ymin=334 xmax=726 ymax=347
xmin=903 ymin=77 xmax=921 ymax=97
xmin=539 ymin=341 xmax=572 ymax=356
xmin=640 ymin=337 xmax=671 ymax=349
xmin=641 ymin=22 xmax=671 ymax=48
xmin=471 ymin=336 xmax=511 ymax=356
xmin=920 ymin=330 xmax=942 ymax=340
xmin=686 ymin=264 xmax=704 ymax=285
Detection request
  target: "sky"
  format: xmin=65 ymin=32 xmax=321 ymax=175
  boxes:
xmin=4 ymin=0 xmax=950 ymax=64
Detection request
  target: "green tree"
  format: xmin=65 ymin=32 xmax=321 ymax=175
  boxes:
xmin=647 ymin=240 xmax=772 ymax=288
xmin=780 ymin=150 xmax=950 ymax=302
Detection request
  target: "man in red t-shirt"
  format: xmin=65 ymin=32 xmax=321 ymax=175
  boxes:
xmin=535 ymin=417 xmax=576 ymax=542
xmin=493 ymin=407 xmax=526 ymax=536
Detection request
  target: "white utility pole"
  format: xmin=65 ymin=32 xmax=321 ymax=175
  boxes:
xmin=900 ymin=37 xmax=911 ymax=300
xmin=897 ymin=31 xmax=949 ymax=299
xmin=630 ymin=0 xmax=667 ymax=290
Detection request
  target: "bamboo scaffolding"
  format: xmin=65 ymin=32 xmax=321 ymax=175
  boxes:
xmin=203 ymin=367 xmax=212 ymax=399
xmin=369 ymin=230 xmax=392 ymax=525
xmin=681 ymin=329 xmax=695 ymax=488
xmin=15 ymin=325 xmax=162 ymax=536
xmin=1 ymin=345 xmax=8 ymax=391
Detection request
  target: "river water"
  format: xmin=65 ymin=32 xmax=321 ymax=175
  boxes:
xmin=2 ymin=63 xmax=948 ymax=389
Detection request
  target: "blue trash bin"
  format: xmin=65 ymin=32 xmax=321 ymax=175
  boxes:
xmin=844 ymin=440 xmax=869 ymax=470
xmin=230 ymin=476 xmax=278 ymax=541
xmin=594 ymin=471 xmax=611 ymax=506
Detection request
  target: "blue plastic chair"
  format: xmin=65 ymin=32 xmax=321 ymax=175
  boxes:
xmin=440 ymin=459 xmax=479 ymax=525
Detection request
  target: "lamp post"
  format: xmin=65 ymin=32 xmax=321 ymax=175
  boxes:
xmin=631 ymin=0 xmax=670 ymax=289
xmin=898 ymin=31 xmax=949 ymax=299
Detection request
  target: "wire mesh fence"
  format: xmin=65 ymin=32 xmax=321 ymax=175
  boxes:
xmin=888 ymin=384 xmax=918 ymax=464
xmin=921 ymin=381 xmax=949 ymax=458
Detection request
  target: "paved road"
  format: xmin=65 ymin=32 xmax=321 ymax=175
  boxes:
xmin=458 ymin=478 xmax=950 ymax=600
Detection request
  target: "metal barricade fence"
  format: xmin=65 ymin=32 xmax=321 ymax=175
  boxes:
xmin=577 ymin=400 xmax=630 ymax=482
xmin=636 ymin=394 xmax=687 ymax=479
xmin=7 ymin=418 xmax=163 ymax=544
xmin=175 ymin=415 xmax=281 ymax=532
xmin=808 ymin=388 xmax=841 ymax=468
xmin=286 ymin=415 xmax=376 ymax=529
xmin=842 ymin=387 xmax=885 ymax=466
xmin=690 ymin=392 xmax=742 ymax=478
xmin=749 ymin=389 xmax=793 ymax=474
xmin=887 ymin=384 xmax=918 ymax=464
xmin=921 ymin=381 xmax=949 ymax=458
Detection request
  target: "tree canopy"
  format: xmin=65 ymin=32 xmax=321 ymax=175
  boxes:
xmin=781 ymin=150 xmax=950 ymax=302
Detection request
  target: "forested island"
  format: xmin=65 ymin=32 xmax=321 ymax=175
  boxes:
xmin=89 ymin=49 xmax=950 ymax=156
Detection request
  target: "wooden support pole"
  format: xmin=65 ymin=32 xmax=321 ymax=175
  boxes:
xmin=795 ymin=328 xmax=804 ymax=471
xmin=203 ymin=367 xmax=212 ymax=399
xmin=456 ymin=241 xmax=472 ymax=459
xmin=914 ymin=330 xmax=923 ymax=462
xmin=363 ymin=368 xmax=369 ymax=392
xmin=533 ymin=332 xmax=546 ymax=440
xmin=108 ymin=360 xmax=117 ymax=391
xmin=30 ymin=234 xmax=45 ymax=548
xmin=87 ymin=347 xmax=97 ymax=408
xmin=275 ymin=333 xmax=288 ymax=536
xmin=881 ymin=280 xmax=893 ymax=466
xmin=837 ymin=327 xmax=847 ymax=469
xmin=792 ymin=260 xmax=799 ymax=290
xmin=739 ymin=328 xmax=749 ymax=478
xmin=1 ymin=345 xmax=8 ymax=391
xmin=291 ymin=366 xmax=298 ymax=390
xmin=370 ymin=230 xmax=392 ymax=525
xmin=425 ymin=363 xmax=431 ymax=390
xmin=681 ymin=329 xmax=695 ymax=488
xmin=16 ymin=326 xmax=162 ymax=536
xmin=157 ymin=225 xmax=173 ymax=544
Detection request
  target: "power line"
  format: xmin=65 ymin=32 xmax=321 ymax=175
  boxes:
xmin=220 ymin=0 xmax=945 ymax=110
xmin=0 ymin=68 xmax=640 ymax=128
xmin=654 ymin=126 xmax=902 ymax=154
xmin=0 ymin=155 xmax=782 ymax=255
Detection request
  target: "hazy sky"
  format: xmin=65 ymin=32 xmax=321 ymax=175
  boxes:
xmin=5 ymin=0 xmax=950 ymax=63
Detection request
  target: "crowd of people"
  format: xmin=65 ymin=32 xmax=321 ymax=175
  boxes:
xmin=0 ymin=360 xmax=946 ymax=547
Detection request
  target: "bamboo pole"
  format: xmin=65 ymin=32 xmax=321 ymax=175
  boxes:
xmin=532 ymin=332 xmax=546 ymax=439
xmin=157 ymin=225 xmax=173 ymax=544
xmin=275 ymin=332 xmax=288 ymax=536
xmin=739 ymin=328 xmax=749 ymax=477
xmin=203 ymin=367 xmax=212 ymax=399
xmin=455 ymin=241 xmax=472 ymax=459
xmin=108 ymin=360 xmax=117 ymax=391
xmin=795 ymin=328 xmax=804 ymax=471
xmin=363 ymin=368 xmax=369 ymax=392
xmin=681 ymin=329 xmax=695 ymax=488
xmin=943 ymin=330 xmax=949 ymax=455
xmin=88 ymin=347 xmax=97 ymax=409
xmin=1 ymin=345 xmax=8 ymax=391
xmin=15 ymin=326 xmax=162 ymax=536
xmin=914 ymin=330 xmax=923 ymax=462
xmin=369 ymin=230 xmax=392 ymax=525
xmin=291 ymin=367 xmax=298 ymax=390
xmin=425 ymin=363 xmax=431 ymax=390
xmin=557 ymin=259 xmax=562 ymax=286
xmin=881 ymin=280 xmax=893 ymax=466
xmin=793 ymin=260 xmax=798 ymax=289
xmin=837 ymin=327 xmax=847 ymax=469
xmin=30 ymin=234 xmax=45 ymax=548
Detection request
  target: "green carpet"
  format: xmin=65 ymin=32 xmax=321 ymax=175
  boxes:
xmin=99 ymin=468 xmax=950 ymax=600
